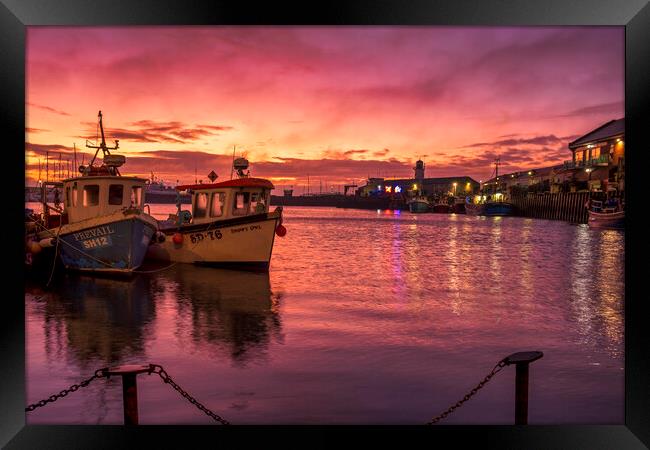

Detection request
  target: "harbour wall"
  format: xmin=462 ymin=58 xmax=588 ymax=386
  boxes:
xmin=509 ymin=192 xmax=590 ymax=224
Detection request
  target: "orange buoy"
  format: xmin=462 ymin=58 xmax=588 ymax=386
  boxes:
xmin=275 ymin=224 xmax=287 ymax=237
xmin=172 ymin=232 xmax=183 ymax=245
xmin=29 ymin=241 xmax=42 ymax=254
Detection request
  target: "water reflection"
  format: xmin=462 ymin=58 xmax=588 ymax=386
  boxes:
xmin=152 ymin=265 xmax=283 ymax=366
xmin=26 ymin=265 xmax=283 ymax=369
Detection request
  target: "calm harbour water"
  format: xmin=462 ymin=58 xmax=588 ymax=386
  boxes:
xmin=25 ymin=205 xmax=624 ymax=424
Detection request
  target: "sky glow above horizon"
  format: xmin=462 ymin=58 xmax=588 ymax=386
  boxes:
xmin=25 ymin=26 xmax=624 ymax=192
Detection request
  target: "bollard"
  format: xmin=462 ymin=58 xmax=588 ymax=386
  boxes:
xmin=503 ymin=351 xmax=544 ymax=425
xmin=105 ymin=364 xmax=152 ymax=425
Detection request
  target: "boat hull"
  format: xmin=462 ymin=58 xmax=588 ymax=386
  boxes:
xmin=452 ymin=203 xmax=466 ymax=214
xmin=483 ymin=202 xmax=515 ymax=216
xmin=147 ymin=211 xmax=281 ymax=270
xmin=408 ymin=200 xmax=430 ymax=213
xmin=588 ymin=210 xmax=624 ymax=229
xmin=55 ymin=213 xmax=157 ymax=274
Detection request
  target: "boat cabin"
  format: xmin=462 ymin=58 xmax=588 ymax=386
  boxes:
xmin=62 ymin=175 xmax=148 ymax=223
xmin=176 ymin=178 xmax=274 ymax=225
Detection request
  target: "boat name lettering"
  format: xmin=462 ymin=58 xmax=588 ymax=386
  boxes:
xmin=73 ymin=225 xmax=116 ymax=241
xmin=81 ymin=236 xmax=112 ymax=249
xmin=231 ymin=227 xmax=248 ymax=233
xmin=190 ymin=230 xmax=223 ymax=243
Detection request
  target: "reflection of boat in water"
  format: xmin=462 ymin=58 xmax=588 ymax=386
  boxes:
xmin=27 ymin=273 xmax=155 ymax=365
xmin=147 ymin=157 xmax=285 ymax=270
xmin=26 ymin=263 xmax=282 ymax=367
xmin=152 ymin=264 xmax=282 ymax=364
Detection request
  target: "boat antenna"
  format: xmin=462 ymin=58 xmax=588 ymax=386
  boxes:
xmin=73 ymin=143 xmax=77 ymax=174
xmin=46 ymin=151 xmax=49 ymax=182
xmin=85 ymin=110 xmax=120 ymax=175
xmin=230 ymin=145 xmax=236 ymax=180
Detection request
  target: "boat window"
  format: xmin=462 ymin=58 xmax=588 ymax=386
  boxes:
xmin=83 ymin=185 xmax=100 ymax=206
xmin=65 ymin=187 xmax=71 ymax=207
xmin=72 ymin=184 xmax=78 ymax=207
xmin=210 ymin=192 xmax=225 ymax=217
xmin=109 ymin=184 xmax=124 ymax=205
xmin=131 ymin=186 xmax=143 ymax=207
xmin=194 ymin=192 xmax=209 ymax=218
xmin=250 ymin=191 xmax=267 ymax=213
xmin=232 ymin=192 xmax=250 ymax=216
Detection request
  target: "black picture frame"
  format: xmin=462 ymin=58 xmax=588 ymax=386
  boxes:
xmin=4 ymin=0 xmax=649 ymax=448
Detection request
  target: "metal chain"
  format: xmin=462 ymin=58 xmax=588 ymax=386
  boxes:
xmin=148 ymin=364 xmax=230 ymax=425
xmin=426 ymin=358 xmax=508 ymax=425
xmin=25 ymin=368 xmax=108 ymax=412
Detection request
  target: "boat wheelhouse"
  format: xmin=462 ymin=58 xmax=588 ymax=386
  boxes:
xmin=32 ymin=111 xmax=158 ymax=274
xmin=147 ymin=163 xmax=285 ymax=270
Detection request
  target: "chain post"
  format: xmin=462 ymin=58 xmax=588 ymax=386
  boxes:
xmin=104 ymin=364 xmax=153 ymax=425
xmin=503 ymin=351 xmax=544 ymax=425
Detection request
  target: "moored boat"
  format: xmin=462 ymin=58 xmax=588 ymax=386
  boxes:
xmin=483 ymin=201 xmax=515 ymax=216
xmin=407 ymin=196 xmax=430 ymax=213
xmin=146 ymin=158 xmax=285 ymax=270
xmin=587 ymin=197 xmax=624 ymax=229
xmin=30 ymin=111 xmax=158 ymax=274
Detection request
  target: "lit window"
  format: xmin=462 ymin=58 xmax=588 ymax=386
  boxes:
xmin=130 ymin=186 xmax=143 ymax=207
xmin=209 ymin=192 xmax=225 ymax=217
xmin=233 ymin=192 xmax=250 ymax=216
xmin=72 ymin=184 xmax=78 ymax=206
xmin=194 ymin=192 xmax=209 ymax=218
xmin=83 ymin=185 xmax=99 ymax=206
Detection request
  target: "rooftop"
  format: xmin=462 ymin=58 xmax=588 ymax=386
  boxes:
xmin=569 ymin=118 xmax=624 ymax=149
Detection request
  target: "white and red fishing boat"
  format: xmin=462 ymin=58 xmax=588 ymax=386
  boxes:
xmin=146 ymin=158 xmax=286 ymax=270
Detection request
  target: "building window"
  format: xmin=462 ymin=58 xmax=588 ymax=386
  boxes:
xmin=65 ymin=187 xmax=71 ymax=207
xmin=194 ymin=192 xmax=208 ymax=218
xmin=108 ymin=184 xmax=124 ymax=205
xmin=209 ymin=192 xmax=225 ymax=217
xmin=82 ymin=185 xmax=99 ymax=206
xmin=233 ymin=192 xmax=250 ymax=216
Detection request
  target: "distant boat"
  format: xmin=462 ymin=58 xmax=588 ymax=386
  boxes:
xmin=451 ymin=197 xmax=466 ymax=214
xmin=144 ymin=176 xmax=191 ymax=204
xmin=464 ymin=195 xmax=484 ymax=215
xmin=483 ymin=201 xmax=515 ymax=216
xmin=30 ymin=111 xmax=158 ymax=274
xmin=408 ymin=196 xmax=430 ymax=213
xmin=587 ymin=197 xmax=624 ymax=229
xmin=147 ymin=157 xmax=285 ymax=271
xmin=431 ymin=198 xmax=451 ymax=214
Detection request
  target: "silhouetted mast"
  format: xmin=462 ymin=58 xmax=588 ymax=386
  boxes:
xmin=85 ymin=110 xmax=120 ymax=175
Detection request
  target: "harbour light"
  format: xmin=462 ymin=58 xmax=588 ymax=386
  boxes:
xmin=395 ymin=186 xmax=402 ymax=193
xmin=385 ymin=186 xmax=392 ymax=192
xmin=412 ymin=183 xmax=418 ymax=190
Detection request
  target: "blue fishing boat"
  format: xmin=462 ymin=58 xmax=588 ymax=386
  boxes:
xmin=483 ymin=201 xmax=515 ymax=216
xmin=33 ymin=111 xmax=158 ymax=274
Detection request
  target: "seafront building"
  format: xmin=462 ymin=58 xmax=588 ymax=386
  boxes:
xmin=357 ymin=160 xmax=480 ymax=198
xmin=483 ymin=118 xmax=625 ymax=195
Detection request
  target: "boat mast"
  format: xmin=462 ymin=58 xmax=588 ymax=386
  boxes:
xmin=85 ymin=110 xmax=120 ymax=175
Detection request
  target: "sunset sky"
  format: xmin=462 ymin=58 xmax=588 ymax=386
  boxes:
xmin=25 ymin=26 xmax=624 ymax=193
